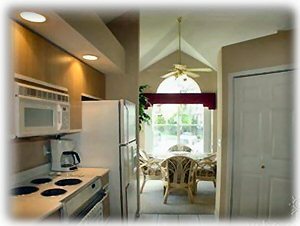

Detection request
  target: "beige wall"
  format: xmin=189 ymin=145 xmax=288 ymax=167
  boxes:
xmin=10 ymin=21 xmax=106 ymax=172
xmin=139 ymin=51 xmax=218 ymax=153
xmin=10 ymin=139 xmax=49 ymax=173
xmin=105 ymin=12 xmax=140 ymax=104
xmin=216 ymin=30 xmax=294 ymax=218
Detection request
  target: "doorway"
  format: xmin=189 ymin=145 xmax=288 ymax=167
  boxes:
xmin=139 ymin=76 xmax=216 ymax=216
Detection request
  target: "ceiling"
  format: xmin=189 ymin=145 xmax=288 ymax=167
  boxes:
xmin=139 ymin=8 xmax=293 ymax=71
xmin=11 ymin=8 xmax=293 ymax=75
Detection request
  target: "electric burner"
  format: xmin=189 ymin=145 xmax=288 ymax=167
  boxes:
xmin=11 ymin=186 xmax=39 ymax=196
xmin=55 ymin=178 xmax=82 ymax=186
xmin=30 ymin=178 xmax=52 ymax=185
xmin=41 ymin=188 xmax=67 ymax=197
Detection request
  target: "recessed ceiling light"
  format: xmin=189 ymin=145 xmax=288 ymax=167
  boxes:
xmin=20 ymin=12 xmax=46 ymax=23
xmin=82 ymin=55 xmax=98 ymax=61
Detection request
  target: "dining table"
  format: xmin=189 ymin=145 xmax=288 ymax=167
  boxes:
xmin=150 ymin=151 xmax=209 ymax=162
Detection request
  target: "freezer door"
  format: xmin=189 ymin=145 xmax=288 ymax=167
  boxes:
xmin=120 ymin=100 xmax=136 ymax=145
xmin=119 ymin=142 xmax=138 ymax=219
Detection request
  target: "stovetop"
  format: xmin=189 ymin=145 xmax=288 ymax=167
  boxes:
xmin=11 ymin=174 xmax=83 ymax=197
xmin=10 ymin=168 xmax=108 ymax=219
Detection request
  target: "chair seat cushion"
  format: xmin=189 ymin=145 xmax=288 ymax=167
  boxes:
xmin=142 ymin=165 xmax=161 ymax=176
xmin=196 ymin=168 xmax=215 ymax=177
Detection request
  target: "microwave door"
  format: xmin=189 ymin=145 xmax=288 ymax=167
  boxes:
xmin=18 ymin=97 xmax=58 ymax=137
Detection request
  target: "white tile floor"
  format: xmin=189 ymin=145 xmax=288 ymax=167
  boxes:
xmin=137 ymin=213 xmax=217 ymax=224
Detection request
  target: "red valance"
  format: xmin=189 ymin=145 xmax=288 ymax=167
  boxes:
xmin=144 ymin=93 xmax=216 ymax=110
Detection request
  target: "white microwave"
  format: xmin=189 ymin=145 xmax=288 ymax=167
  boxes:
xmin=14 ymin=82 xmax=70 ymax=137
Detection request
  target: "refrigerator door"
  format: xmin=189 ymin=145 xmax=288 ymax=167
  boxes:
xmin=119 ymin=141 xmax=138 ymax=220
xmin=126 ymin=141 xmax=138 ymax=220
xmin=74 ymin=100 xmax=122 ymax=216
xmin=120 ymin=100 xmax=136 ymax=145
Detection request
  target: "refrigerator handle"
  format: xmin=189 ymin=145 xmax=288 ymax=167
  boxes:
xmin=124 ymin=104 xmax=129 ymax=144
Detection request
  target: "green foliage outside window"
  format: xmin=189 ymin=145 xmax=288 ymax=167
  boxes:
xmin=139 ymin=85 xmax=151 ymax=130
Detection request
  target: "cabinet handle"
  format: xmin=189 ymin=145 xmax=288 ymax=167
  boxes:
xmin=261 ymin=165 xmax=265 ymax=169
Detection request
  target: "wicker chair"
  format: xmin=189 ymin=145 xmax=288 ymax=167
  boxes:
xmin=168 ymin=144 xmax=192 ymax=153
xmin=160 ymin=156 xmax=198 ymax=204
xmin=195 ymin=153 xmax=217 ymax=191
xmin=139 ymin=150 xmax=162 ymax=193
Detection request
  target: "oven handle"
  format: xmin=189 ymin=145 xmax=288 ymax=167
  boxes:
xmin=75 ymin=190 xmax=107 ymax=218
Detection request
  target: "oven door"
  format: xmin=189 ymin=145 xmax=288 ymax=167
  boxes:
xmin=75 ymin=191 xmax=107 ymax=222
xmin=17 ymin=96 xmax=59 ymax=137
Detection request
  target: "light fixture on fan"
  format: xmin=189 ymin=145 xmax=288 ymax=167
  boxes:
xmin=160 ymin=17 xmax=212 ymax=79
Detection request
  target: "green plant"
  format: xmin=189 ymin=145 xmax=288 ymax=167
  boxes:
xmin=139 ymin=85 xmax=151 ymax=130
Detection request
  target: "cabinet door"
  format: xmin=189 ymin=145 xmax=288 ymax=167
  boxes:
xmin=231 ymin=71 xmax=293 ymax=219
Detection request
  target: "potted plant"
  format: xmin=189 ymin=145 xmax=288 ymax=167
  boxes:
xmin=139 ymin=85 xmax=151 ymax=130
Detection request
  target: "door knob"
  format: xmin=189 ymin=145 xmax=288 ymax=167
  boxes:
xmin=261 ymin=165 xmax=265 ymax=169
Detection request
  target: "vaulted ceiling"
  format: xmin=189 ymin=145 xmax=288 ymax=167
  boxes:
xmin=139 ymin=8 xmax=293 ymax=71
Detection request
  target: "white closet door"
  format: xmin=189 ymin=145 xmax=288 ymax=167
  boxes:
xmin=231 ymin=71 xmax=293 ymax=219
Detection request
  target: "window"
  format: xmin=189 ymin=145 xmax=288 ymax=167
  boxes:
xmin=144 ymin=76 xmax=211 ymax=156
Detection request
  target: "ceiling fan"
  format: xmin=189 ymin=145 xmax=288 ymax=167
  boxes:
xmin=160 ymin=17 xmax=212 ymax=79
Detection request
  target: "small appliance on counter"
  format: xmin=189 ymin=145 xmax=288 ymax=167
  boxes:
xmin=50 ymin=139 xmax=81 ymax=172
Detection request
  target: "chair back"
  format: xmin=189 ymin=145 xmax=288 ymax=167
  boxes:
xmin=168 ymin=144 xmax=192 ymax=152
xmin=139 ymin=150 xmax=161 ymax=177
xmin=161 ymin=156 xmax=198 ymax=186
xmin=139 ymin=150 xmax=149 ymax=162
xmin=196 ymin=153 xmax=217 ymax=182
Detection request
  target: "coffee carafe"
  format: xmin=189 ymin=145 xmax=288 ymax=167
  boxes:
xmin=50 ymin=139 xmax=81 ymax=172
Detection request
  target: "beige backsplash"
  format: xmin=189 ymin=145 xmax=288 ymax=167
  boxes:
xmin=10 ymin=138 xmax=50 ymax=173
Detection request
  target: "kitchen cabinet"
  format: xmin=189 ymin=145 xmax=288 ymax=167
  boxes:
xmin=42 ymin=208 xmax=62 ymax=221
xmin=103 ymin=194 xmax=110 ymax=220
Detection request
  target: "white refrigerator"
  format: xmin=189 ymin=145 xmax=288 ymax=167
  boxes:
xmin=72 ymin=100 xmax=138 ymax=220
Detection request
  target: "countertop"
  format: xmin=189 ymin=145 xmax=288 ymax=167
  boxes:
xmin=10 ymin=167 xmax=109 ymax=220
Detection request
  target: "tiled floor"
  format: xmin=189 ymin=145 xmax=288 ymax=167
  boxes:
xmin=140 ymin=180 xmax=215 ymax=214
xmin=137 ymin=213 xmax=217 ymax=223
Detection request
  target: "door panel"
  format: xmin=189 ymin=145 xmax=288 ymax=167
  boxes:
xmin=239 ymin=174 xmax=262 ymax=218
xmin=231 ymin=70 xmax=293 ymax=219
xmin=268 ymin=178 xmax=291 ymax=218
xmin=240 ymin=111 xmax=262 ymax=157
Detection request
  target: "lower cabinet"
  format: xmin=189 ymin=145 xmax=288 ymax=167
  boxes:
xmin=42 ymin=208 xmax=62 ymax=221
xmin=103 ymin=194 xmax=110 ymax=220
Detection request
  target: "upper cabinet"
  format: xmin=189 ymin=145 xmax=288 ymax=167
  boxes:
xmin=11 ymin=21 xmax=106 ymax=130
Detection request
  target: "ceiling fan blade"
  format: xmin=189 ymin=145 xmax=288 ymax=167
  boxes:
xmin=185 ymin=71 xmax=200 ymax=78
xmin=187 ymin=68 xmax=213 ymax=72
xmin=160 ymin=71 xmax=177 ymax=78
